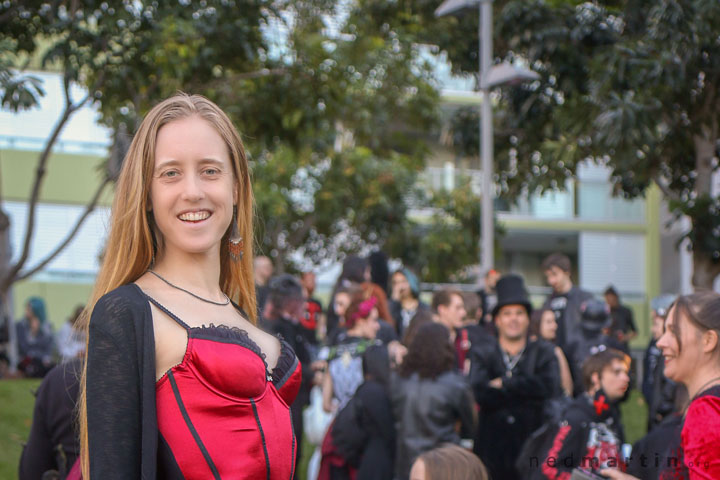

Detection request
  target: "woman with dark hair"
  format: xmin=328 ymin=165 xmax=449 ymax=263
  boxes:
xmin=602 ymin=291 xmax=720 ymax=480
xmin=530 ymin=308 xmax=573 ymax=396
xmin=391 ymin=323 xmax=476 ymax=480
xmin=326 ymin=255 xmax=394 ymax=340
xmin=401 ymin=310 xmax=434 ymax=348
xmin=389 ymin=269 xmax=430 ymax=337
xmin=322 ymin=291 xmax=381 ymax=413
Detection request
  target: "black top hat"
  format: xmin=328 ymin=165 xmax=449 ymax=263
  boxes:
xmin=492 ymin=274 xmax=532 ymax=317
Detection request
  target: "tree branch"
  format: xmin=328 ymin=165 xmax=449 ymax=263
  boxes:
xmin=15 ymin=176 xmax=111 ymax=283
xmin=2 ymin=80 xmax=92 ymax=289
xmin=652 ymin=173 xmax=681 ymax=203
xmin=287 ymin=213 xmax=316 ymax=247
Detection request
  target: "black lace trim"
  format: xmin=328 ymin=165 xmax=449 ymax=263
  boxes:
xmin=189 ymin=323 xmax=269 ymax=370
xmin=271 ymin=340 xmax=298 ymax=385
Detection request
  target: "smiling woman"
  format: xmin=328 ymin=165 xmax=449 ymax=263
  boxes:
xmin=602 ymin=292 xmax=720 ymax=480
xmin=77 ymin=94 xmax=302 ymax=480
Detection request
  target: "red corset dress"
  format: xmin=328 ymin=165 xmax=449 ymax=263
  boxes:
xmin=148 ymin=297 xmax=302 ymax=480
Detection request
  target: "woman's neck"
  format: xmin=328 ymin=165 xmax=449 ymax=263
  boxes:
xmin=153 ymin=249 xmax=222 ymax=297
xmin=686 ymin=364 xmax=720 ymax=399
xmin=401 ymin=296 xmax=418 ymax=310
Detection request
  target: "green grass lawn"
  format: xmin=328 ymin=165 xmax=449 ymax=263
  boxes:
xmin=0 ymin=379 xmax=648 ymax=480
xmin=0 ymin=378 xmax=42 ymax=479
xmin=620 ymin=389 xmax=649 ymax=445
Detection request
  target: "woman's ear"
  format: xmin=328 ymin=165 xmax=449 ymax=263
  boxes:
xmin=702 ymin=329 xmax=719 ymax=355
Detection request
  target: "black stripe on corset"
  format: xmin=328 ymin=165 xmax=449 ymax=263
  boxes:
xmin=251 ymin=398 xmax=271 ymax=480
xmin=168 ymin=371 xmax=221 ymax=480
xmin=289 ymin=408 xmax=296 ymax=480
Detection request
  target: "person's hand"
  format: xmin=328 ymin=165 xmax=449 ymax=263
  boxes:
xmin=489 ymin=377 xmax=503 ymax=389
xmin=599 ymin=468 xmax=640 ymax=479
xmin=311 ymin=360 xmax=327 ymax=372
xmin=388 ymin=341 xmax=408 ymax=366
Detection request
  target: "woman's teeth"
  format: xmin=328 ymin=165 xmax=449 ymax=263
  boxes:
xmin=179 ymin=211 xmax=210 ymax=221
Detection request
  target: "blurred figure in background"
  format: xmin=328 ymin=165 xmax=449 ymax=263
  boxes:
xmin=261 ymin=274 xmax=315 ymax=470
xmin=642 ymin=294 xmax=678 ymax=431
xmin=392 ymin=323 xmax=476 ymax=480
xmin=409 ymin=444 xmax=488 ymax=480
xmin=321 ymin=345 xmax=395 ymax=480
xmin=431 ymin=289 xmax=466 ymax=344
xmin=477 ymin=268 xmax=501 ymax=332
xmin=254 ymin=255 xmax=273 ymax=319
xmin=16 ymin=296 xmax=55 ymax=378
xmin=390 ymin=269 xmax=429 ymax=338
xmin=605 ymin=286 xmax=637 ymax=350
xmin=368 ymin=250 xmax=390 ymax=295
xmin=326 ymin=255 xmax=394 ymax=338
xmin=322 ymin=291 xmax=381 ymax=413
xmin=530 ymin=307 xmax=574 ymax=397
xmin=56 ymin=305 xmax=86 ymax=362
xmin=470 ymin=274 xmax=559 ymax=480
xmin=565 ymin=299 xmax=625 ymax=396
xmin=19 ymin=357 xmax=83 ymax=479
xmin=529 ymin=349 xmax=630 ymax=479
xmin=301 ymin=271 xmax=324 ymax=346
xmin=541 ymin=254 xmax=593 ymax=351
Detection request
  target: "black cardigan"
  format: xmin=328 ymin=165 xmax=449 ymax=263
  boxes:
xmin=86 ymin=284 xmax=160 ymax=479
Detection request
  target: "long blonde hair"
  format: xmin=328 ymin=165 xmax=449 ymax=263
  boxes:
xmin=78 ymin=93 xmax=256 ymax=478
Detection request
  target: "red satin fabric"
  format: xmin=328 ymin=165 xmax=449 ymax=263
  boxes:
xmin=156 ymin=327 xmax=301 ymax=479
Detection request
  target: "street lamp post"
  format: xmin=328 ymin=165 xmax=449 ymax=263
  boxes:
xmin=479 ymin=0 xmax=493 ymax=274
xmin=435 ymin=0 xmax=538 ymax=274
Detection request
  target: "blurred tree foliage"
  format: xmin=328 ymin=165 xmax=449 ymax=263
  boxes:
xmin=1 ymin=0 xmax=454 ymax=279
xmin=423 ymin=0 xmax=720 ymax=288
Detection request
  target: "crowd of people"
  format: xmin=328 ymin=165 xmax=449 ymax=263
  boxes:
xmin=249 ymin=251 xmax=720 ymax=480
xmin=10 ymin=94 xmax=720 ymax=480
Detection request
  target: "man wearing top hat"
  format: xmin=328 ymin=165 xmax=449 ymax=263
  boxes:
xmin=469 ymin=274 xmax=560 ymax=480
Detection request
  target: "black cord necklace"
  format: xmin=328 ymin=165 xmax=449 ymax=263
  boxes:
xmin=148 ymin=270 xmax=230 ymax=306
xmin=691 ymin=375 xmax=720 ymax=401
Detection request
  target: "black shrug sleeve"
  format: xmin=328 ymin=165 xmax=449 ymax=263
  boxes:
xmin=86 ymin=294 xmax=143 ymax=479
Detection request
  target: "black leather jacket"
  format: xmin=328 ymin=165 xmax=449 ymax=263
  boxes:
xmin=390 ymin=370 xmax=476 ymax=480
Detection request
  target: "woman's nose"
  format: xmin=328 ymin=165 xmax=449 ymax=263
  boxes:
xmin=181 ymin=173 xmax=204 ymax=200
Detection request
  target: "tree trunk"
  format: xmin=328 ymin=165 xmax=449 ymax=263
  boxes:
xmin=692 ymin=249 xmax=720 ymax=290
xmin=691 ymin=132 xmax=720 ymax=290
xmin=0 ymin=208 xmax=17 ymax=370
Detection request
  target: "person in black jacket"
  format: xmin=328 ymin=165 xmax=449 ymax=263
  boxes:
xmin=345 ymin=344 xmax=395 ymax=480
xmin=642 ymin=294 xmax=678 ymax=431
xmin=392 ymin=322 xmax=476 ymax=480
xmin=565 ymin=299 xmax=626 ymax=396
xmin=261 ymin=274 xmax=317 ymax=470
xmin=541 ymin=253 xmax=594 ymax=351
xmin=470 ymin=274 xmax=560 ymax=480
xmin=19 ymin=358 xmax=82 ymax=480
xmin=533 ymin=348 xmax=630 ymax=479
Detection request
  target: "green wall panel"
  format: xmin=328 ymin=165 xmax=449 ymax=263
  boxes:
xmin=1 ymin=149 xmax=113 ymax=205
xmin=11 ymin=280 xmax=93 ymax=331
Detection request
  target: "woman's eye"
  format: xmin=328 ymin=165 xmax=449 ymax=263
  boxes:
xmin=163 ymin=170 xmax=179 ymax=178
xmin=204 ymin=168 xmax=219 ymax=175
